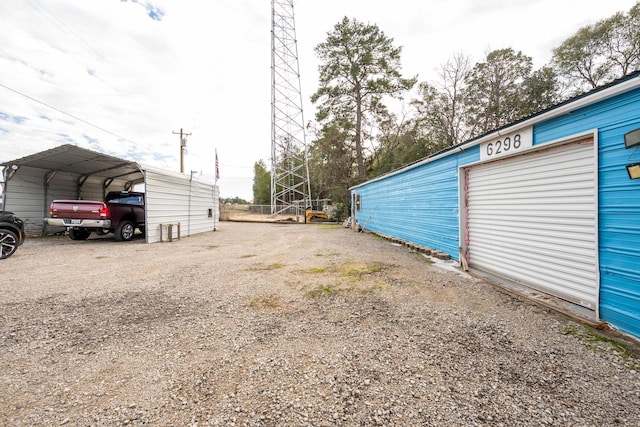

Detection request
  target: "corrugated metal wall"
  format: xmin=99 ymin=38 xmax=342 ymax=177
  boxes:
xmin=354 ymin=150 xmax=477 ymax=259
xmin=43 ymin=175 xmax=110 ymax=235
xmin=144 ymin=168 xmax=218 ymax=243
xmin=2 ymin=166 xmax=47 ymax=235
xmin=535 ymin=88 xmax=640 ymax=338
xmin=352 ymin=85 xmax=640 ymax=339
xmin=466 ymin=140 xmax=598 ymax=310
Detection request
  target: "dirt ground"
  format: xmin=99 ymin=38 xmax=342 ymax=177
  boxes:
xmin=1 ymin=222 xmax=639 ymax=426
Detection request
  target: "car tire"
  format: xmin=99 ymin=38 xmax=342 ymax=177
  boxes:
xmin=115 ymin=220 xmax=135 ymax=242
xmin=69 ymin=228 xmax=91 ymax=240
xmin=0 ymin=229 xmax=19 ymax=259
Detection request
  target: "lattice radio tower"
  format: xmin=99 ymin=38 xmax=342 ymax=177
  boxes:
xmin=271 ymin=0 xmax=311 ymax=215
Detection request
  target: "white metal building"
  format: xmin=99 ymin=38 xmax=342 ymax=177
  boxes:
xmin=1 ymin=144 xmax=219 ymax=243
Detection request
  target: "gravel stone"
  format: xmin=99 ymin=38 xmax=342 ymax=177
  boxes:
xmin=1 ymin=221 xmax=638 ymax=426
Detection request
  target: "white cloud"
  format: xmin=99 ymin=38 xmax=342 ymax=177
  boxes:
xmin=1 ymin=0 xmax=637 ymax=201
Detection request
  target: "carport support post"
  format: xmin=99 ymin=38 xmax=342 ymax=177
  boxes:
xmin=1 ymin=168 xmax=8 ymax=211
xmin=42 ymin=170 xmax=57 ymax=234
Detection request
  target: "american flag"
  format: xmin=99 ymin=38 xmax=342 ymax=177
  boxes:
xmin=215 ymin=150 xmax=220 ymax=181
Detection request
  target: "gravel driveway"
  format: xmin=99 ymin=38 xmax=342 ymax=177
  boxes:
xmin=1 ymin=222 xmax=639 ymax=426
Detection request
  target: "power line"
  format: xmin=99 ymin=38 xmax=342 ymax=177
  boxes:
xmin=3 ymin=1 xmax=147 ymax=97
xmin=0 ymin=82 xmax=140 ymax=146
xmin=0 ymin=3 xmax=64 ymax=52
xmin=26 ymin=0 xmax=110 ymax=64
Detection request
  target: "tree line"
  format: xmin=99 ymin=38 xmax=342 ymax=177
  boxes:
xmin=254 ymin=3 xmax=639 ymax=218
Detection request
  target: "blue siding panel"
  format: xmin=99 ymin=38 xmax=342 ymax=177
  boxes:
xmin=355 ymin=149 xmax=478 ymax=261
xmin=536 ymin=87 xmax=640 ymax=338
xmin=354 ymin=82 xmax=640 ymax=339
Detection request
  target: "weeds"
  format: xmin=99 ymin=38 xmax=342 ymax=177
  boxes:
xmin=267 ymin=263 xmax=284 ymax=270
xmin=314 ymin=251 xmax=340 ymax=257
xmin=302 ymin=261 xmax=387 ymax=298
xmin=250 ymin=262 xmax=284 ymax=271
xmin=563 ymin=324 xmax=639 ymax=370
xmin=341 ymin=262 xmax=384 ymax=278
xmin=417 ymin=253 xmax=435 ymax=264
xmin=248 ymin=294 xmax=284 ymax=310
xmin=305 ymin=284 xmax=338 ymax=298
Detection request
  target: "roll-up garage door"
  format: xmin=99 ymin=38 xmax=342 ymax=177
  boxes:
xmin=466 ymin=140 xmax=597 ymax=310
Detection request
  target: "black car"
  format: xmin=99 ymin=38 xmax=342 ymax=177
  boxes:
xmin=0 ymin=211 xmax=25 ymax=259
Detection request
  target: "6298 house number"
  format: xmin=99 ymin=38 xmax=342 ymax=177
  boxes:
xmin=480 ymin=127 xmax=533 ymax=161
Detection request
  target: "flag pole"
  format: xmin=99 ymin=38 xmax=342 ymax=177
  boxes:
xmin=214 ymin=149 xmax=219 ymax=230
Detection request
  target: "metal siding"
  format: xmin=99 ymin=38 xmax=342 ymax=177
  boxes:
xmin=145 ymin=170 xmax=189 ymax=243
xmin=144 ymin=168 xmax=217 ymax=243
xmin=3 ymin=167 xmax=47 ymax=235
xmin=43 ymin=171 xmax=82 ymax=235
xmin=355 ymin=149 xmax=478 ymax=259
xmin=597 ymin=94 xmax=640 ymax=337
xmin=351 ymin=84 xmax=640 ymax=338
xmin=188 ymin=180 xmax=218 ymax=235
xmin=536 ymin=88 xmax=640 ymax=338
xmin=467 ymin=141 xmax=598 ymax=309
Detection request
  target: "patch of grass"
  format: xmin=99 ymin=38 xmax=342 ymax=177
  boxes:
xmin=305 ymin=284 xmax=337 ymax=298
xmin=250 ymin=262 xmax=285 ymax=271
xmin=366 ymin=283 xmax=385 ymax=292
xmin=248 ymin=262 xmax=285 ymax=271
xmin=314 ymin=251 xmax=340 ymax=257
xmin=417 ymin=253 xmax=435 ymax=264
xmin=302 ymin=262 xmax=390 ymax=297
xmin=341 ymin=262 xmax=384 ymax=278
xmin=248 ymin=294 xmax=284 ymax=310
xmin=563 ymin=324 xmax=639 ymax=370
xmin=240 ymin=254 xmax=257 ymax=258
xmin=267 ymin=262 xmax=284 ymax=270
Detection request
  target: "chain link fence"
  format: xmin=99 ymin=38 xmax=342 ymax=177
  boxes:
xmin=220 ymin=204 xmax=306 ymax=222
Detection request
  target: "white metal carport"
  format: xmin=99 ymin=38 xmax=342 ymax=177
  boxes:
xmin=1 ymin=144 xmax=219 ymax=243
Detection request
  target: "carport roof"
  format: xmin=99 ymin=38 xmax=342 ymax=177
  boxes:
xmin=1 ymin=144 xmax=143 ymax=181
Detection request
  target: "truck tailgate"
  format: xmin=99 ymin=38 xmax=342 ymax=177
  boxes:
xmin=50 ymin=200 xmax=106 ymax=219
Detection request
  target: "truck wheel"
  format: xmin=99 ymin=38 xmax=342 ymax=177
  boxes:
xmin=0 ymin=229 xmax=18 ymax=259
xmin=115 ymin=220 xmax=135 ymax=242
xmin=69 ymin=228 xmax=91 ymax=240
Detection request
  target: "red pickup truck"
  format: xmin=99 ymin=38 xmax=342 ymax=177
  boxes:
xmin=47 ymin=191 xmax=145 ymax=241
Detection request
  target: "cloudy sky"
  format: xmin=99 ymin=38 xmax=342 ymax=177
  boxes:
xmin=1 ymin=0 xmax=637 ymax=201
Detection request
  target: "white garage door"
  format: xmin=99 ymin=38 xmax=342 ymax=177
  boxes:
xmin=466 ymin=139 xmax=598 ymax=309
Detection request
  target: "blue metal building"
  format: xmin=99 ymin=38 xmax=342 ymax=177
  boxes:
xmin=351 ymin=71 xmax=640 ymax=339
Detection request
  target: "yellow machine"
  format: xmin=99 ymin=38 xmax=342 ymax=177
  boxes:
xmin=305 ymin=208 xmax=329 ymax=223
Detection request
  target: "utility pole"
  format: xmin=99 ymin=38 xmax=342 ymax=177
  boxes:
xmin=172 ymin=128 xmax=192 ymax=173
